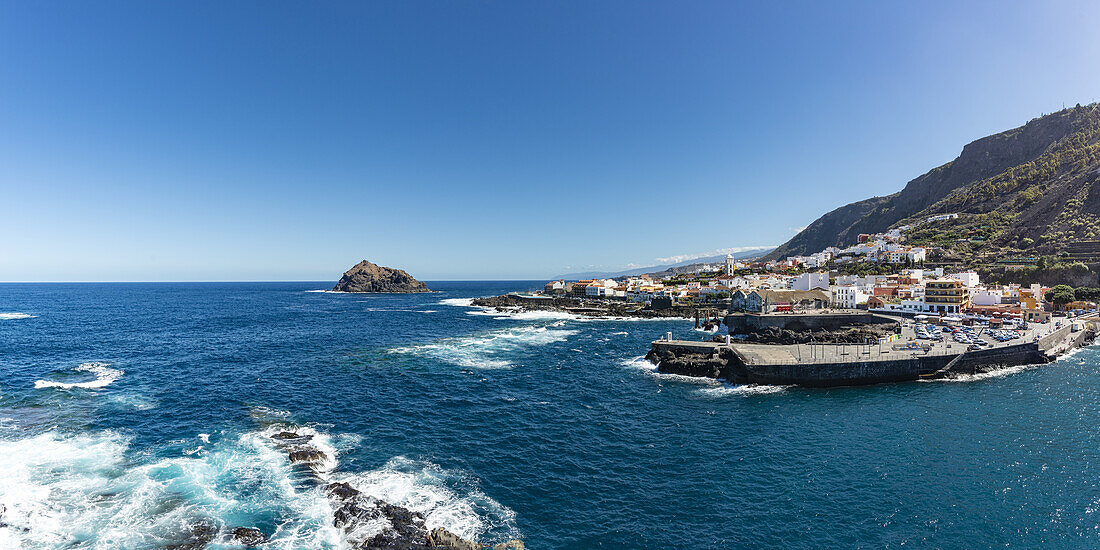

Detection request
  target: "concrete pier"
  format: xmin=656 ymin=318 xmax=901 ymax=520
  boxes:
xmin=648 ymin=320 xmax=1095 ymax=387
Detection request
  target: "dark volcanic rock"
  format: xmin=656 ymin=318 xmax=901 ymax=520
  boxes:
xmin=232 ymin=527 xmax=268 ymax=547
xmin=325 ymin=482 xmax=430 ymax=549
xmin=650 ymin=349 xmax=731 ymax=379
xmin=271 ymin=431 xmax=313 ymax=442
xmin=736 ymin=324 xmax=891 ymax=345
xmin=427 ymin=528 xmax=478 ymax=550
xmin=324 ymin=482 xmax=487 ymax=550
xmin=288 ymin=449 xmax=327 ymax=463
xmin=164 ymin=521 xmax=217 ymax=550
xmin=333 ymin=260 xmax=430 ymax=293
xmin=470 ymin=294 xmax=700 ymax=319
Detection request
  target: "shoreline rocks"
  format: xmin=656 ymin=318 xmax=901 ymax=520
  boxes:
xmin=333 ymin=260 xmax=430 ymax=293
xmin=471 ymin=294 xmax=701 ymax=319
xmin=267 ymin=430 xmax=521 ymax=550
xmin=729 ymin=324 xmax=894 ymax=345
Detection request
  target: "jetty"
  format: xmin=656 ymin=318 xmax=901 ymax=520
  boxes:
xmin=648 ymin=315 xmax=1096 ymax=387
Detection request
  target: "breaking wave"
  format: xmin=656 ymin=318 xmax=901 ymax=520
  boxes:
xmin=922 ymin=363 xmax=1039 ymax=383
xmin=390 ymin=324 xmax=577 ymax=369
xmin=698 ymin=384 xmax=792 ymax=397
xmin=335 ymin=456 xmax=518 ymax=542
xmin=0 ymin=422 xmax=518 ymax=548
xmin=619 ymin=356 xmax=791 ymax=397
xmin=34 ymin=362 xmax=123 ymax=390
xmin=618 ymin=356 xmax=719 ymax=386
xmin=0 ymin=313 xmax=36 ymax=320
xmin=438 ymin=298 xmax=474 ymax=307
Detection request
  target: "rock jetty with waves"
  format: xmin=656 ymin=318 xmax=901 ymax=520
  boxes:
xmin=333 ymin=260 xmax=430 ymax=293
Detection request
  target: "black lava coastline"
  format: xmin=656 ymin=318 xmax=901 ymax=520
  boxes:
xmin=470 ymin=294 xmax=700 ymax=319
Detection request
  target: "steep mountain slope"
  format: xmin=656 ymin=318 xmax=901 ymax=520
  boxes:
xmin=765 ymin=104 xmax=1098 ymax=260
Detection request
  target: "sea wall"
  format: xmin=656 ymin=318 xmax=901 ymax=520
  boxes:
xmin=647 ymin=337 xmax=1062 ymax=388
xmin=1037 ymin=325 xmax=1072 ymax=350
xmin=727 ymin=342 xmax=1049 ymax=387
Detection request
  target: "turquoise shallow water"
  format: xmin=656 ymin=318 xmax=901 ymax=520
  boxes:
xmin=1 ymin=281 xmax=1099 ymax=548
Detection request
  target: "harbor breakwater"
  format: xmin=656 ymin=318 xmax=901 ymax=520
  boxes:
xmin=648 ymin=323 xmax=1097 ymax=387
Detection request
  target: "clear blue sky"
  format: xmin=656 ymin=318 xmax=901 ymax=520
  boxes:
xmin=2 ymin=1 xmax=1099 ymax=281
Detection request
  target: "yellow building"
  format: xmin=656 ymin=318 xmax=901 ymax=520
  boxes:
xmin=924 ymin=278 xmax=970 ymax=314
xmin=1018 ymin=288 xmax=1040 ymax=310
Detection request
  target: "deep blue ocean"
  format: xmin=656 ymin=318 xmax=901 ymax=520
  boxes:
xmin=2 ymin=281 xmax=1100 ymax=549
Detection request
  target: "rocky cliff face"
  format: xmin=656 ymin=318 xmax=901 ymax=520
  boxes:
xmin=766 ymin=104 xmax=1100 ymax=260
xmin=333 ymin=260 xmax=430 ymax=293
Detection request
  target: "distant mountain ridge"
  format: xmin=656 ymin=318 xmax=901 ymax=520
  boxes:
xmin=765 ymin=104 xmax=1100 ymax=262
xmin=558 ymin=247 xmax=773 ymax=280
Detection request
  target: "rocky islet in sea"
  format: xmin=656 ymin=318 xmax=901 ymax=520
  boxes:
xmin=333 ymin=260 xmax=431 ymax=293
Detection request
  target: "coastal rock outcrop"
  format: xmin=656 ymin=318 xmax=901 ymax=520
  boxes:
xmin=232 ymin=527 xmax=269 ymax=547
xmin=264 ymin=427 xmax=518 ymax=550
xmin=471 ymin=294 xmax=700 ymax=319
xmin=733 ymin=325 xmax=891 ymax=345
xmin=646 ymin=348 xmax=732 ymax=379
xmin=333 ymin=260 xmax=430 ymax=293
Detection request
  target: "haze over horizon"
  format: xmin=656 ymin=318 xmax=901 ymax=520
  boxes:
xmin=3 ymin=1 xmax=1100 ymax=281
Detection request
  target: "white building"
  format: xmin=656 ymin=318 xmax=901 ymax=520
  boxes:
xmin=793 ymin=272 xmax=829 ymax=291
xmin=948 ymin=271 xmax=980 ymax=288
xmin=926 ymin=213 xmax=959 ymax=223
xmin=725 ymin=254 xmax=735 ymax=276
xmin=971 ymin=289 xmax=1003 ymax=306
xmin=830 ymin=285 xmax=870 ymax=309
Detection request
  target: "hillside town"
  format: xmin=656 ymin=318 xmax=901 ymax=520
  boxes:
xmin=542 ymin=224 xmax=1094 ymax=324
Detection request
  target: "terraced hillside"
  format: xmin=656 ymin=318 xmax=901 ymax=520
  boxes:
xmin=766 ymin=104 xmax=1100 ymax=266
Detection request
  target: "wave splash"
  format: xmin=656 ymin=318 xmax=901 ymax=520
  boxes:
xmin=438 ymin=297 xmax=474 ymax=307
xmin=0 ymin=312 xmax=36 ymax=320
xmin=922 ymin=363 xmax=1038 ymax=383
xmin=620 ymin=356 xmax=793 ymax=396
xmin=390 ymin=323 xmax=577 ymax=369
xmin=699 ymin=384 xmax=792 ymax=397
xmin=0 ymin=422 xmax=519 ymax=548
xmin=335 ymin=456 xmax=517 ymax=542
xmin=34 ymin=362 xmax=123 ymax=390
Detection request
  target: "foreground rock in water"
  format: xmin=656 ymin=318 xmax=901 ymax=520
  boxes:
xmin=232 ymin=527 xmax=268 ymax=547
xmin=326 ymin=482 xmax=492 ymax=550
xmin=646 ymin=347 xmax=733 ymax=379
xmin=267 ymin=430 xmax=522 ymax=549
xmin=333 ymin=260 xmax=430 ymax=293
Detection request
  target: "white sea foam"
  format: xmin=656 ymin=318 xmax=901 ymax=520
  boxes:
xmin=336 ymin=456 xmax=519 ymax=543
xmin=0 ymin=312 xmax=36 ymax=320
xmin=439 ymin=298 xmax=475 ymax=307
xmin=618 ymin=356 xmax=719 ymax=385
xmin=107 ymin=393 xmax=157 ymax=410
xmin=699 ymin=384 xmax=792 ymax=397
xmin=924 ymin=363 xmax=1038 ymax=383
xmin=258 ymin=424 xmax=339 ymax=475
xmin=34 ymin=362 xmax=123 ymax=390
xmin=0 ymin=428 xmax=346 ymax=548
xmin=466 ymin=307 xmax=578 ymax=321
xmin=390 ymin=324 xmax=577 ymax=369
xmin=611 ymin=331 xmax=629 ymax=336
